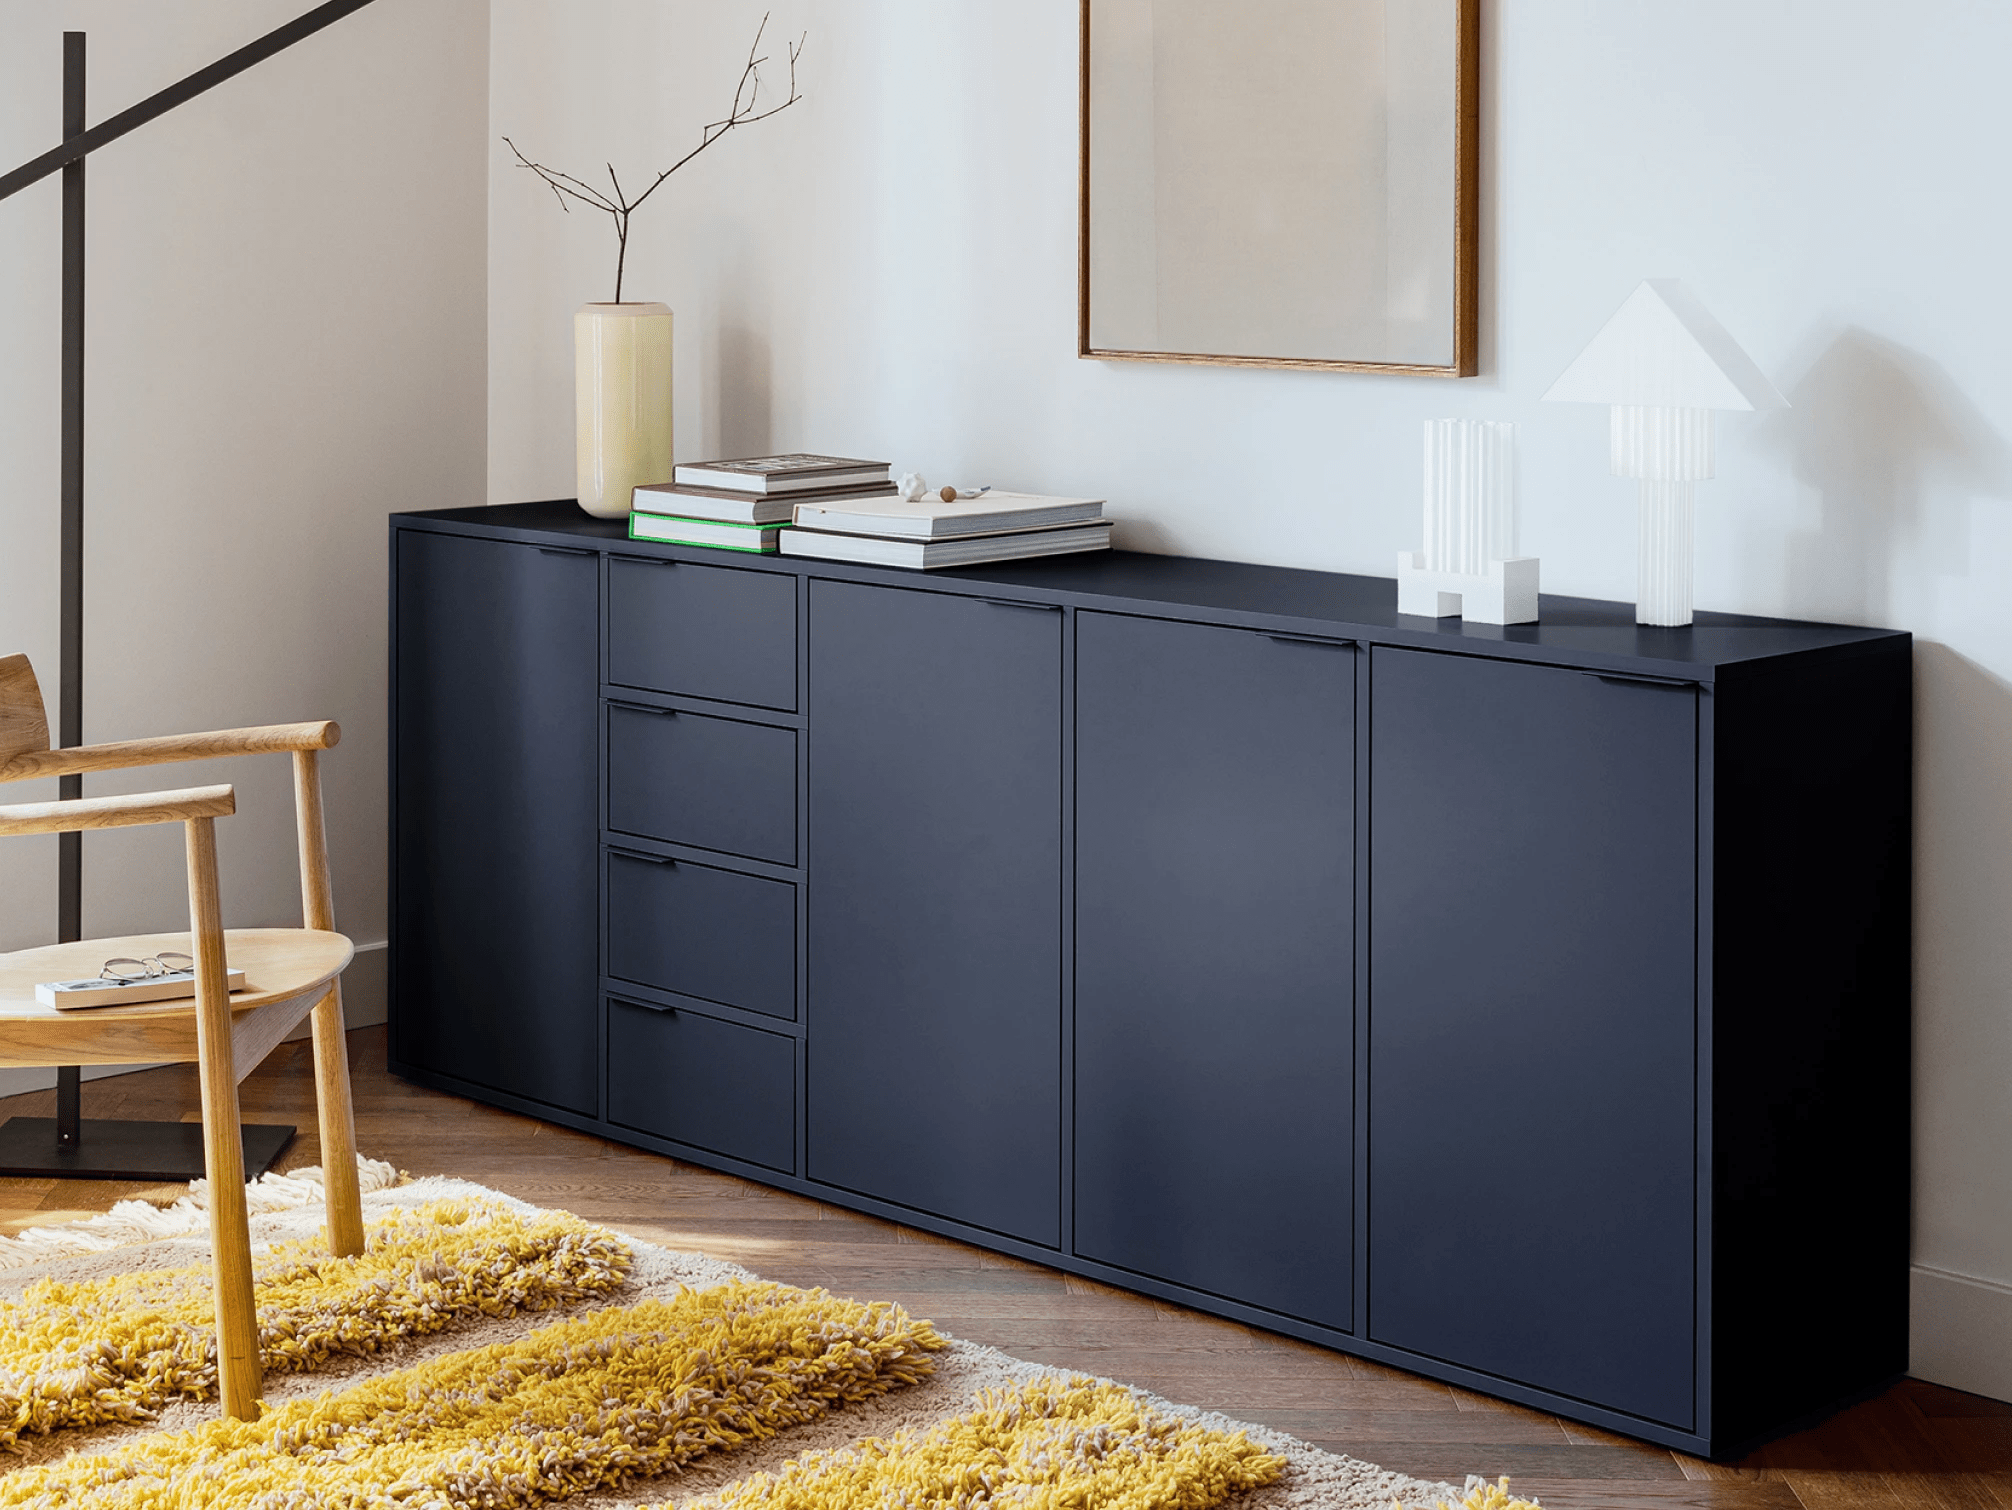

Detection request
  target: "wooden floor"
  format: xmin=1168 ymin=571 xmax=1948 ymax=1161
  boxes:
xmin=0 ymin=1026 xmax=2000 ymax=1510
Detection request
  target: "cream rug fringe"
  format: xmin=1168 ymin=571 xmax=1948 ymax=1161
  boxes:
xmin=0 ymin=1156 xmax=402 ymax=1270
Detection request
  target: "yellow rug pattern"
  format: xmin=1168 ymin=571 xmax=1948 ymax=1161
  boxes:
xmin=672 ymin=1374 xmax=1287 ymax=1510
xmin=0 ymin=1279 xmax=944 ymax=1509
xmin=0 ymin=1197 xmax=629 ymax=1449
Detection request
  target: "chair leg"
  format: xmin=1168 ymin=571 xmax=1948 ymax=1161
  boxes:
xmin=292 ymin=747 xmax=365 ymax=1258
xmin=185 ymin=815 xmax=262 ymax=1420
xmin=310 ymin=980 xmax=365 ymax=1257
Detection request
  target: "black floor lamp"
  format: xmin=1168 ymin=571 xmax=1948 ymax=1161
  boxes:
xmin=0 ymin=0 xmax=381 ymax=1180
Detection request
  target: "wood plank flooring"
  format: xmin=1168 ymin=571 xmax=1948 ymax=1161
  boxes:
xmin=0 ymin=1026 xmax=2001 ymax=1510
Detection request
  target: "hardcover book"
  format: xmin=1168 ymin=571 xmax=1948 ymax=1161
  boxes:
xmin=632 ymin=479 xmax=896 ymax=526
xmin=778 ymin=521 xmax=1113 ymax=570
xmin=37 ymin=965 xmax=248 ymax=1011
xmin=672 ymin=453 xmax=891 ymax=495
xmin=790 ymin=491 xmax=1105 ymax=540
xmin=629 ymin=513 xmax=789 ymax=553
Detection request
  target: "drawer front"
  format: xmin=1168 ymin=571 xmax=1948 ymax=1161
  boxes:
xmin=607 ymin=999 xmax=796 ymax=1171
xmin=607 ymin=704 xmax=797 ymax=864
xmin=606 ymin=851 xmax=796 ymax=1020
xmin=608 ymin=556 xmax=797 ymax=711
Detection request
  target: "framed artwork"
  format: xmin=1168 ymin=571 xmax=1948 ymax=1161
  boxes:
xmin=1079 ymin=0 xmax=1478 ymax=376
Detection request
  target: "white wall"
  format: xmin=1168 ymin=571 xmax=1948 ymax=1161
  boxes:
xmin=0 ymin=0 xmax=490 ymax=1084
xmin=488 ymin=0 xmax=2012 ymax=1400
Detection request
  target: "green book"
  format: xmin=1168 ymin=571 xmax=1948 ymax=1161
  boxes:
xmin=628 ymin=512 xmax=785 ymax=553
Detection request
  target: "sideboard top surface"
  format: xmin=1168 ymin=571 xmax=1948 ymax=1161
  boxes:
xmin=392 ymin=501 xmax=1908 ymax=678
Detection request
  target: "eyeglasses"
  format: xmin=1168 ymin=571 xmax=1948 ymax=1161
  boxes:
xmin=99 ymin=952 xmax=195 ymax=982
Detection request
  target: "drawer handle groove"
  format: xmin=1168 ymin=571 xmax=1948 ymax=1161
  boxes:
xmin=610 ymin=994 xmax=675 ymax=1014
xmin=981 ymin=598 xmax=1060 ymax=612
xmin=536 ymin=545 xmax=594 ymax=557
xmin=608 ymin=848 xmax=675 ymax=866
xmin=609 ymin=700 xmax=677 ymax=716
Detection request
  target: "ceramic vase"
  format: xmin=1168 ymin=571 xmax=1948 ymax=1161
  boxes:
xmin=574 ymin=302 xmax=673 ymax=519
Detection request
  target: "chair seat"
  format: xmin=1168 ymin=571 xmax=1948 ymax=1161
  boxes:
xmin=0 ymin=928 xmax=352 ymax=1071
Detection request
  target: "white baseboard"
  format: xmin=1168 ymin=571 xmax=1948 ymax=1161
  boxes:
xmin=0 ymin=941 xmax=388 ymax=1099
xmin=1912 ymin=1264 xmax=2012 ymax=1403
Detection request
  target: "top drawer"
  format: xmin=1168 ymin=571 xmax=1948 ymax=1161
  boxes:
xmin=608 ymin=556 xmax=797 ymax=712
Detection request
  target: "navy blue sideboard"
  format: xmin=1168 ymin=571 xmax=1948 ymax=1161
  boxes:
xmin=388 ymin=500 xmax=1911 ymax=1458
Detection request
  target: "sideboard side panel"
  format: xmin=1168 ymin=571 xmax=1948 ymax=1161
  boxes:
xmin=1709 ymin=642 xmax=1913 ymax=1446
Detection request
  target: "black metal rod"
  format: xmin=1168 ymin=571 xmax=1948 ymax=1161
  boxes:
xmin=0 ymin=0 xmax=380 ymax=204
xmin=58 ymin=33 xmax=85 ymax=1149
xmin=55 ymin=1068 xmax=81 ymax=1149
xmin=58 ymin=31 xmax=84 ymax=947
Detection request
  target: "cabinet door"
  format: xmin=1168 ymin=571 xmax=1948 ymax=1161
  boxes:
xmin=1075 ymin=613 xmax=1354 ymax=1329
xmin=392 ymin=533 xmax=599 ymax=1114
xmin=1368 ymin=647 xmax=1696 ymax=1429
xmin=807 ymin=581 xmax=1062 ymax=1246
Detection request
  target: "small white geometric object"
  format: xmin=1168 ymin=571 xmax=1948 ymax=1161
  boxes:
xmin=1544 ymin=279 xmax=1788 ymax=628
xmin=1397 ymin=552 xmax=1541 ymax=625
xmin=1404 ymin=419 xmax=1538 ymax=624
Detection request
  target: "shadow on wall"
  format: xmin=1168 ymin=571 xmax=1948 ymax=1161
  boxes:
xmin=717 ymin=322 xmax=772 ymax=459
xmin=1761 ymin=327 xmax=2012 ymax=627
xmin=1911 ymin=641 xmax=2012 ymax=1277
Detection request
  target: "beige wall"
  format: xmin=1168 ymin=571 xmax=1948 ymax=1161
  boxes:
xmin=0 ymin=0 xmax=490 ymax=1088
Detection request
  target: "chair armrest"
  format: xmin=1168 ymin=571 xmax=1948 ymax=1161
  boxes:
xmin=0 ymin=721 xmax=338 ymax=783
xmin=0 ymin=784 xmax=235 ymax=837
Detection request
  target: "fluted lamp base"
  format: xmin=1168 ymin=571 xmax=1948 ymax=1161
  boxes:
xmin=1636 ymin=482 xmax=1696 ymax=627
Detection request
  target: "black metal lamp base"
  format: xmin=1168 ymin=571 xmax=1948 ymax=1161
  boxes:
xmin=0 ymin=1117 xmax=295 ymax=1181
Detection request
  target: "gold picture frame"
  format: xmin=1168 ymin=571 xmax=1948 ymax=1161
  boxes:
xmin=1078 ymin=0 xmax=1478 ymax=377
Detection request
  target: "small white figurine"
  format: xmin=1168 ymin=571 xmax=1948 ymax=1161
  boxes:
xmin=895 ymin=472 xmax=928 ymax=502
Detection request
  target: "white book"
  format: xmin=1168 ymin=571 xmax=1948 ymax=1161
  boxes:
xmin=778 ymin=522 xmax=1113 ymax=571
xmin=791 ymin=491 xmax=1105 ymax=540
xmin=672 ymin=454 xmax=890 ymax=495
xmin=37 ymin=966 xmax=248 ymax=1011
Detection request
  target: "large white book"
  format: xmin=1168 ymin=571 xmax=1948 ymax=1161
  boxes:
xmin=791 ymin=491 xmax=1105 ymax=540
xmin=779 ymin=522 xmax=1113 ymax=571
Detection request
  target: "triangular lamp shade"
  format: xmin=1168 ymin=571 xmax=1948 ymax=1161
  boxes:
xmin=1544 ymin=280 xmax=1788 ymax=411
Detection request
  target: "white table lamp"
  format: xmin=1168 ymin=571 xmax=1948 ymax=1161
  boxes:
xmin=1544 ymin=280 xmax=1787 ymax=627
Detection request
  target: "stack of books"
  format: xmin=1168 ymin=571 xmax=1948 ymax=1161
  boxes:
xmin=629 ymin=454 xmax=894 ymax=552
xmin=779 ymin=491 xmax=1112 ymax=569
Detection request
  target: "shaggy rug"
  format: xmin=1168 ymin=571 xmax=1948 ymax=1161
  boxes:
xmin=0 ymin=1162 xmax=1532 ymax=1510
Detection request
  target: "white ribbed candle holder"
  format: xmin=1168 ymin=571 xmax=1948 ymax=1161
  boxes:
xmin=1401 ymin=419 xmax=1538 ymax=624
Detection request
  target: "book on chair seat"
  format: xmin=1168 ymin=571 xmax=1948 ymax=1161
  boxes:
xmin=36 ymin=966 xmax=247 ymax=1010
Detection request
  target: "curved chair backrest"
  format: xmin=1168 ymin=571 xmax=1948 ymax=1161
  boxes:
xmin=0 ymin=655 xmax=49 ymax=765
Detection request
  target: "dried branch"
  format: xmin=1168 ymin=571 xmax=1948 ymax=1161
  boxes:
xmin=503 ymin=14 xmax=806 ymax=302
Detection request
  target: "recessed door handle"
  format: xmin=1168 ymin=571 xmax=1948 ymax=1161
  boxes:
xmin=1266 ymin=633 xmax=1357 ymax=650
xmin=536 ymin=545 xmax=594 ymax=557
xmin=609 ymin=701 xmax=677 ymax=716
xmin=608 ymin=848 xmax=674 ymax=866
xmin=981 ymin=597 xmax=1060 ymax=612
xmin=1586 ymin=671 xmax=1697 ymax=689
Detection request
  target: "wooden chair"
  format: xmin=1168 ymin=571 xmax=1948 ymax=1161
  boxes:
xmin=0 ymin=652 xmax=365 ymax=1421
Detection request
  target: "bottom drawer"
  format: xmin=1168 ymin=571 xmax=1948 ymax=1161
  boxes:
xmin=607 ymin=998 xmax=796 ymax=1172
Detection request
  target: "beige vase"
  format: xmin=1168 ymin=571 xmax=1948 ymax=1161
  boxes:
xmin=575 ymin=302 xmax=673 ymax=519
